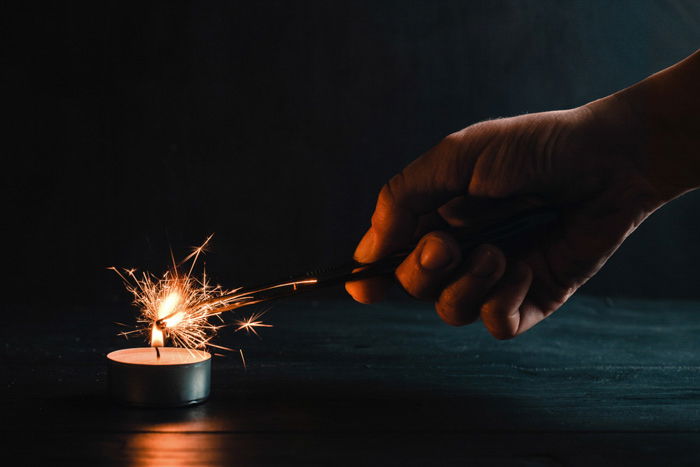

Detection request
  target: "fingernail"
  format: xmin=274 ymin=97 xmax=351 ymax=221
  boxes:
xmin=468 ymin=247 xmax=498 ymax=278
xmin=419 ymin=237 xmax=453 ymax=271
xmin=354 ymin=229 xmax=376 ymax=263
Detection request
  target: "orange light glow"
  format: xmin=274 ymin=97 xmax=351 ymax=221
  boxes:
xmin=158 ymin=291 xmax=181 ymax=319
xmin=126 ymin=422 xmax=229 ymax=467
xmin=158 ymin=290 xmax=186 ymax=328
xmin=111 ymin=234 xmax=310 ymax=355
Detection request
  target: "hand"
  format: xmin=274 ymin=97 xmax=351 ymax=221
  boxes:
xmin=345 ymin=98 xmax=670 ymax=339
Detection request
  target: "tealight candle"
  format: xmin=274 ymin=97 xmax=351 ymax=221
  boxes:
xmin=107 ymin=347 xmax=211 ymax=407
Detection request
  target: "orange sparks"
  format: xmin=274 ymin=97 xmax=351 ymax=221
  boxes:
xmin=235 ymin=311 xmax=273 ymax=338
xmin=111 ymin=235 xmax=245 ymax=350
xmin=239 ymin=349 xmax=247 ymax=370
xmin=111 ymin=235 xmax=303 ymax=352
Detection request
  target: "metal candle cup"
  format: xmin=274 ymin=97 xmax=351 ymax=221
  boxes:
xmin=107 ymin=347 xmax=211 ymax=407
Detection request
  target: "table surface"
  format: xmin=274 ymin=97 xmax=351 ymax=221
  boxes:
xmin=3 ymin=295 xmax=700 ymax=466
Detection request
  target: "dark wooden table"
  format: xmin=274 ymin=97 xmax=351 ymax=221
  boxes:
xmin=3 ymin=296 xmax=700 ymax=465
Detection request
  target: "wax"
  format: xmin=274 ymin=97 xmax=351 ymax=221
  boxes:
xmin=107 ymin=347 xmax=211 ymax=407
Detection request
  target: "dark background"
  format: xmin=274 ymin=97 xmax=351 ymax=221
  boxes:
xmin=4 ymin=0 xmax=700 ymax=310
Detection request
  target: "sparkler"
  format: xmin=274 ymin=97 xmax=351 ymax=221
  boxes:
xmin=110 ymin=235 xmax=314 ymax=351
xmin=111 ymin=207 xmax=556 ymax=353
xmin=235 ymin=311 xmax=273 ymax=338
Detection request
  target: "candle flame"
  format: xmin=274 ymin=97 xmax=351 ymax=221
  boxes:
xmin=151 ymin=325 xmax=164 ymax=347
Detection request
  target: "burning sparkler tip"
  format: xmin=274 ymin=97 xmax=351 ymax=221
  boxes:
xmin=113 ymin=235 xmax=313 ymax=353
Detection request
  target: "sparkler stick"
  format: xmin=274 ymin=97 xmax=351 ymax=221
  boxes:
xmin=173 ymin=205 xmax=557 ymax=317
xmin=114 ymin=206 xmax=556 ymax=352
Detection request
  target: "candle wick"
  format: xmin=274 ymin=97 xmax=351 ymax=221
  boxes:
xmin=155 ymin=346 xmax=161 ymax=359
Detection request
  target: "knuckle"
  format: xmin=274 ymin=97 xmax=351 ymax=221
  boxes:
xmin=372 ymin=175 xmax=405 ymax=229
xmin=377 ymin=183 xmax=393 ymax=208
xmin=480 ymin=303 xmax=517 ymax=340
xmin=440 ymin=130 xmax=466 ymax=148
xmin=435 ymin=289 xmax=479 ymax=326
xmin=381 ymin=173 xmax=405 ymax=207
xmin=421 ymin=231 xmax=461 ymax=262
xmin=480 ymin=300 xmax=502 ymax=317
xmin=435 ymin=300 xmax=465 ymax=327
xmin=397 ymin=274 xmax=429 ymax=301
xmin=397 ymin=267 xmax=439 ymax=302
xmin=528 ymin=282 xmax=572 ymax=315
xmin=423 ymin=230 xmax=453 ymax=245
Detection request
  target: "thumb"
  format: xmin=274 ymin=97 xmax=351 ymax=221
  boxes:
xmin=354 ymin=131 xmax=481 ymax=263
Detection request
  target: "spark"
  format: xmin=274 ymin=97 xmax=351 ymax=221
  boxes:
xmin=111 ymin=235 xmax=304 ymax=352
xmin=235 ymin=311 xmax=274 ymax=338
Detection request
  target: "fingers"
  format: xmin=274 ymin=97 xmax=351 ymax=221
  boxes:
xmin=434 ymin=245 xmax=506 ymax=326
xmin=354 ymin=131 xmax=477 ymax=264
xmin=394 ymin=231 xmax=462 ymax=300
xmin=348 ymin=239 xmax=547 ymax=341
xmin=480 ymin=261 xmax=533 ymax=339
xmin=344 ymin=276 xmax=393 ymax=304
xmin=344 ymin=227 xmax=395 ymax=303
xmin=347 ymin=133 xmax=479 ymax=304
xmin=345 ymin=230 xmax=461 ymax=304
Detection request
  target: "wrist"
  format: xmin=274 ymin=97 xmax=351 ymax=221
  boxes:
xmin=581 ymin=87 xmax=700 ymax=205
xmin=601 ymin=52 xmax=700 ymax=202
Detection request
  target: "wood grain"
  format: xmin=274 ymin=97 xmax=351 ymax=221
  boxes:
xmin=3 ymin=296 xmax=700 ymax=464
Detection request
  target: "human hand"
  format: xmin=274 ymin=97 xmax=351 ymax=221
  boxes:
xmin=345 ymin=99 xmax=672 ymax=339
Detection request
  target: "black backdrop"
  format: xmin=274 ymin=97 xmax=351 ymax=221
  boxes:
xmin=4 ymin=1 xmax=700 ymax=310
